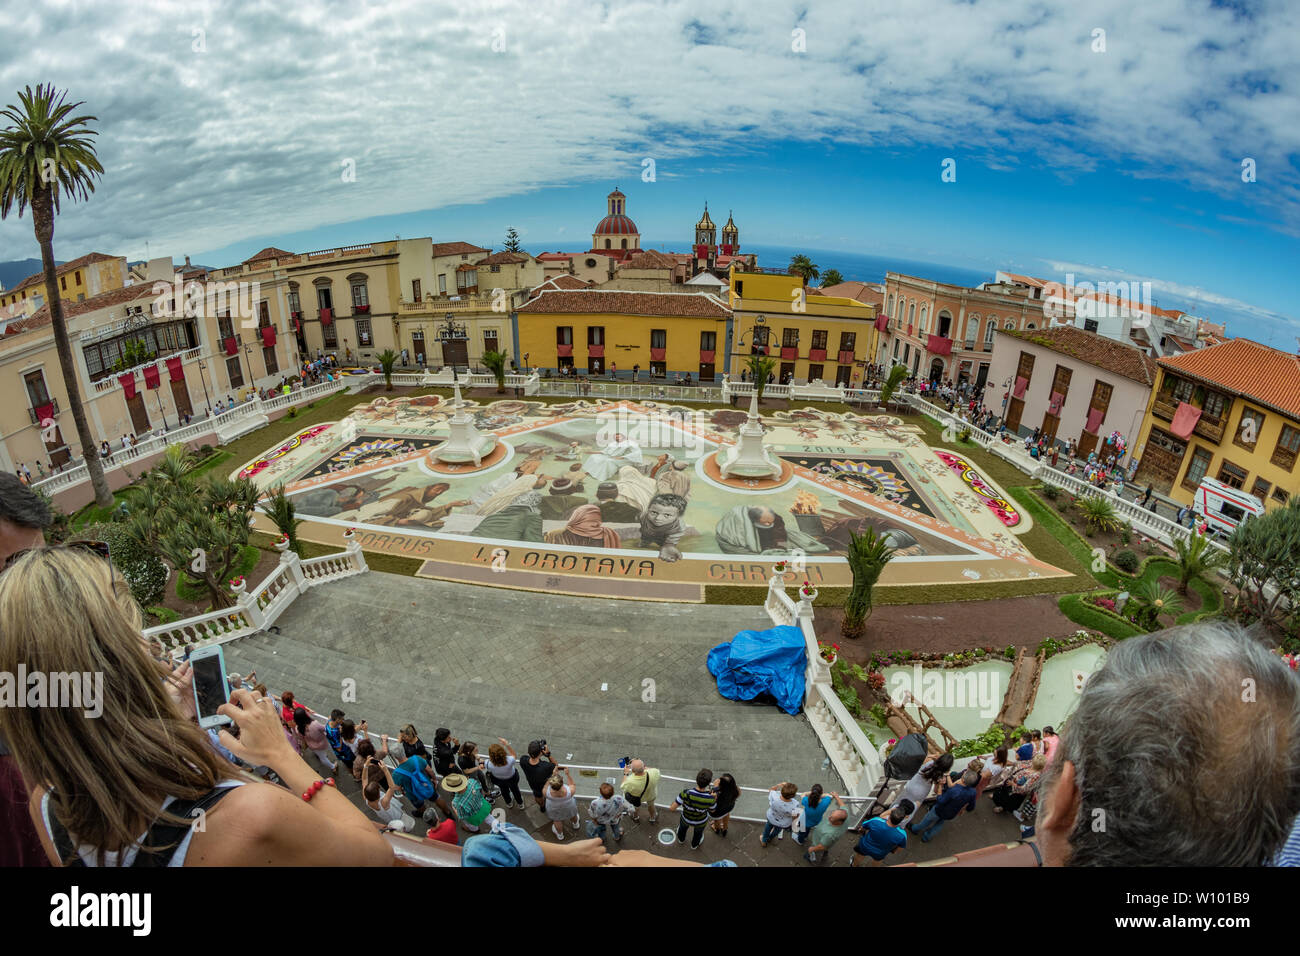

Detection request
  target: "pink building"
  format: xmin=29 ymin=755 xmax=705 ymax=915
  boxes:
xmin=986 ymin=325 xmax=1159 ymax=459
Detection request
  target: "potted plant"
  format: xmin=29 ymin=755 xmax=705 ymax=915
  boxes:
xmin=800 ymin=580 xmax=818 ymax=601
xmin=343 ymin=526 xmax=357 ymax=540
xmin=229 ymin=575 xmax=246 ymax=595
xmin=818 ymin=642 xmax=840 ymax=666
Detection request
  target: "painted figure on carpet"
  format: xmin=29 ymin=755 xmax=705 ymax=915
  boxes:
xmin=713 ymin=505 xmax=828 ymax=556
xmin=635 ymin=492 xmax=689 ymax=562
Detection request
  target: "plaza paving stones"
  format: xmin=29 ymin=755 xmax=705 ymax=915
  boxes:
xmin=224 ymin=570 xmax=1027 ymax=864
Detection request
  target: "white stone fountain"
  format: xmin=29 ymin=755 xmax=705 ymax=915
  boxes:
xmin=434 ymin=381 xmax=497 ymax=467
xmin=718 ymin=389 xmax=783 ymax=480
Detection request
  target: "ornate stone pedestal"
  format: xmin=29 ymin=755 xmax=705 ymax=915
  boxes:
xmin=717 ymin=390 xmax=783 ymax=480
xmin=434 ymin=382 xmax=497 ymax=468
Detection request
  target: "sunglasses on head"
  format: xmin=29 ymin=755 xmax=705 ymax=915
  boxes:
xmin=2 ymin=539 xmax=111 ymax=572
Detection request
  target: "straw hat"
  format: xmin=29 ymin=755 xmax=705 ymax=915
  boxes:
xmin=441 ymin=773 xmax=469 ymax=793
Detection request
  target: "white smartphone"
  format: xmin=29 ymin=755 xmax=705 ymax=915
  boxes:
xmin=190 ymin=644 xmax=233 ymax=729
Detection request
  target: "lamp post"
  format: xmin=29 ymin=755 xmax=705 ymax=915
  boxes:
xmin=197 ymin=358 xmax=212 ymax=415
xmin=242 ymin=342 xmax=256 ymax=397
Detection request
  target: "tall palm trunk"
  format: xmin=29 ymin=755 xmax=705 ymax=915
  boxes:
xmin=33 ymin=188 xmax=113 ymax=506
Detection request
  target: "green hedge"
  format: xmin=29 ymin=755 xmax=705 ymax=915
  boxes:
xmin=1058 ymin=592 xmax=1142 ymax=639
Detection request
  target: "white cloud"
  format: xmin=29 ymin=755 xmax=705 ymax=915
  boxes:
xmin=0 ymin=0 xmax=1296 ymax=264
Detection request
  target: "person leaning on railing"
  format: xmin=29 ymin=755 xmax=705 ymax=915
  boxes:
xmin=0 ymin=547 xmax=393 ymax=867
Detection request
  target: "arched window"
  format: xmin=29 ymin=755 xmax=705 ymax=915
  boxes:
xmin=984 ymin=320 xmax=995 ymax=346
xmin=621 ymin=239 xmax=627 ymax=249
xmin=887 ymin=294 xmax=894 ymax=317
xmin=908 ymin=302 xmax=916 ymax=327
xmin=604 ymin=239 xmax=611 ymax=249
xmin=919 ymin=307 xmax=928 ymax=333
xmin=964 ymin=315 xmax=978 ymax=349
xmin=1026 ymin=322 xmax=1036 ymax=330
xmin=1004 ymin=320 xmax=1015 ymax=330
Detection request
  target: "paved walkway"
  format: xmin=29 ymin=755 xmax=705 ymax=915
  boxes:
xmin=224 ymin=571 xmax=1030 ymax=864
xmin=224 ymin=572 xmax=842 ymax=822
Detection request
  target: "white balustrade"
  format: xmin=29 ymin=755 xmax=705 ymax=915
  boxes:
xmin=144 ymin=540 xmax=368 ymax=656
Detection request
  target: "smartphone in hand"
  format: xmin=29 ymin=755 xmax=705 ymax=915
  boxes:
xmin=190 ymin=644 xmax=232 ymax=729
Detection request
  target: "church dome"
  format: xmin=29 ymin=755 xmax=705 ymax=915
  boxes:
xmin=594 ymin=214 xmax=639 ymax=235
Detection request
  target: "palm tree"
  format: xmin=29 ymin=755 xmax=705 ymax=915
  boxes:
xmin=376 ymin=348 xmax=398 ymax=390
xmin=482 ymin=349 xmax=508 ymax=393
xmin=745 ymin=353 xmax=776 ymax=404
xmin=841 ymin=527 xmax=897 ymax=639
xmin=1172 ymin=530 xmax=1225 ymax=595
xmin=819 ymin=269 xmax=844 ymax=287
xmin=878 ymin=364 xmax=907 ymax=409
xmin=1079 ymin=495 xmax=1120 ymax=536
xmin=1128 ymin=579 xmax=1183 ymax=631
xmin=261 ymin=482 xmax=304 ymax=557
xmin=0 ymin=84 xmax=110 ymax=506
xmin=788 ymin=254 xmax=820 ymax=286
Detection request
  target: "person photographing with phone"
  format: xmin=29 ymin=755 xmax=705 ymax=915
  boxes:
xmin=0 ymin=547 xmax=393 ymax=867
xmin=620 ymin=758 xmax=660 ymax=824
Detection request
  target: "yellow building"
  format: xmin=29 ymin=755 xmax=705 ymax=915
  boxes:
xmin=728 ymin=270 xmax=879 ymax=386
xmin=0 ymin=252 xmax=126 ymax=314
xmin=204 ymin=239 xmax=542 ymax=371
xmin=1132 ymin=338 xmax=1300 ymax=509
xmin=516 ymin=289 xmax=730 ymax=380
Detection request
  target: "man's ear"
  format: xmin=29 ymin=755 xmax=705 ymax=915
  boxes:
xmin=1039 ymin=760 xmax=1081 ymax=866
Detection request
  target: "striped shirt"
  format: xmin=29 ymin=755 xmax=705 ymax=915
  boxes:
xmin=676 ymin=787 xmax=717 ymax=825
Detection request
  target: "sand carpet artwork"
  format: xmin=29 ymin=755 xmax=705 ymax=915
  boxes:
xmin=234 ymin=395 xmax=1065 ymax=592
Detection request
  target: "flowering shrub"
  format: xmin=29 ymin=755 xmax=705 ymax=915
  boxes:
xmin=1093 ymin=597 xmax=1117 ymax=612
xmin=866 ymin=671 xmax=885 ymax=690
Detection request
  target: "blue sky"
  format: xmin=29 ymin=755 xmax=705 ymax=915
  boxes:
xmin=1 ymin=0 xmax=1297 ymax=344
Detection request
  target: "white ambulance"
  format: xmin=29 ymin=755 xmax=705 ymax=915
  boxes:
xmin=1192 ymin=477 xmax=1264 ymax=536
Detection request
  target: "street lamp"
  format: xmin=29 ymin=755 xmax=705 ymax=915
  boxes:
xmin=242 ymin=342 xmax=256 ymax=396
xmin=197 ymin=358 xmax=212 ymax=414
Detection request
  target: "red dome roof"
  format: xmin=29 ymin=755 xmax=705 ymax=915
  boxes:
xmin=594 ymin=214 xmax=639 ymax=236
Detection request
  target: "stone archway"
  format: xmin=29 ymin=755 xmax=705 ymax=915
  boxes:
xmin=928 ymin=357 xmax=945 ymax=382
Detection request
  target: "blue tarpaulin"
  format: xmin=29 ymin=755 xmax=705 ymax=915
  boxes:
xmin=707 ymin=625 xmax=808 ymax=715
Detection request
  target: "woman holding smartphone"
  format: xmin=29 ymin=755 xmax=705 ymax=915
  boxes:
xmin=0 ymin=547 xmax=393 ymax=867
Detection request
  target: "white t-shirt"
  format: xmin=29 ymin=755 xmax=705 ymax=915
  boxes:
xmin=486 ymin=755 xmax=517 ymax=779
xmin=767 ymin=791 xmax=802 ymax=828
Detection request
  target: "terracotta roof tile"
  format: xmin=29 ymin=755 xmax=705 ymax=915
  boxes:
xmin=1001 ymin=325 xmax=1159 ymax=386
xmin=475 ymin=251 xmax=531 ymax=266
xmin=518 ymin=289 xmax=729 ymax=318
xmin=621 ymin=250 xmax=680 ymax=271
xmin=7 ymin=252 xmax=119 ymax=294
xmin=430 ymin=241 xmax=488 ymax=257
xmin=1158 ymin=338 xmax=1300 ymax=419
xmin=819 ymin=281 xmax=884 ymax=308
xmin=5 ymin=282 xmax=158 ymax=337
xmin=244 ymin=246 xmax=293 ymax=263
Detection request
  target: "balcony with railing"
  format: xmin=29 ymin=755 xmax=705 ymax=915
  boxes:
xmin=28 ymin=397 xmax=59 ymax=424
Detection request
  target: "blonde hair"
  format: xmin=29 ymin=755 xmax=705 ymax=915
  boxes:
xmin=1031 ymin=754 xmax=1047 ymax=771
xmin=0 ymin=548 xmax=231 ymax=865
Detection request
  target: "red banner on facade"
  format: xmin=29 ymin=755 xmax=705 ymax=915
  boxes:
xmin=699 ymin=350 xmax=715 ymax=364
xmin=1169 ymin=402 xmax=1200 ymax=439
xmin=119 ymin=374 xmax=137 ymax=400
xmin=320 ymin=308 xmax=333 ymax=325
xmin=556 ymin=344 xmax=573 ymax=357
xmin=143 ymin=365 xmax=161 ymax=390
xmin=1013 ymin=376 xmax=1028 ymax=399
xmin=781 ymin=347 xmax=797 ymax=360
xmin=167 ymin=356 xmax=185 ymax=382
xmin=587 ymin=344 xmax=605 ymax=358
xmin=261 ymin=325 xmax=276 ymax=347
xmin=926 ymin=335 xmax=952 ymax=356
xmin=224 ymin=336 xmax=238 ymax=356
xmin=34 ymin=402 xmax=54 ymax=424
xmin=875 ymin=314 xmax=889 ymax=331
xmin=809 ymin=348 xmax=827 ymax=362
xmin=650 ymin=347 xmax=666 ymax=361
xmin=838 ymin=350 xmax=855 ymax=364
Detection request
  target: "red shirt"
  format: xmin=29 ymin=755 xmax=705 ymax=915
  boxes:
xmin=426 ymin=818 xmax=459 ymax=846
